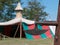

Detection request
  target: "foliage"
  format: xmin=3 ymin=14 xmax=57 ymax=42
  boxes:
xmin=0 ymin=0 xmax=20 ymax=22
xmin=0 ymin=0 xmax=48 ymax=22
xmin=23 ymin=0 xmax=48 ymax=21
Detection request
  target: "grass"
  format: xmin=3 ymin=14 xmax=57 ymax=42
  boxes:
xmin=0 ymin=38 xmax=54 ymax=45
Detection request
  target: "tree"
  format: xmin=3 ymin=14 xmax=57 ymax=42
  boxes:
xmin=0 ymin=0 xmax=21 ymax=22
xmin=23 ymin=0 xmax=48 ymax=21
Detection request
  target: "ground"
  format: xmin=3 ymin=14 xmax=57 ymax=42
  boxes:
xmin=0 ymin=38 xmax=54 ymax=45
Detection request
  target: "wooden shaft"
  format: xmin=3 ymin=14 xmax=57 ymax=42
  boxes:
xmin=14 ymin=24 xmax=19 ymax=37
xmin=20 ymin=21 xmax=22 ymax=39
xmin=54 ymin=1 xmax=60 ymax=45
xmin=36 ymin=21 xmax=57 ymax=26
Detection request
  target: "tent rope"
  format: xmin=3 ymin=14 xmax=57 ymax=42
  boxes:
xmin=0 ymin=33 xmax=11 ymax=40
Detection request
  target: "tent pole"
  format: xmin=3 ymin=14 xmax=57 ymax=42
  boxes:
xmin=54 ymin=1 xmax=60 ymax=45
xmin=20 ymin=20 xmax=22 ymax=39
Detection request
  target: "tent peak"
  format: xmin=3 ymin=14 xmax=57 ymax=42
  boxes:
xmin=15 ymin=2 xmax=23 ymax=11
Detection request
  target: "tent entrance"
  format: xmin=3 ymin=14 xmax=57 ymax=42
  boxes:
xmin=0 ymin=25 xmax=26 ymax=38
xmin=10 ymin=25 xmax=26 ymax=38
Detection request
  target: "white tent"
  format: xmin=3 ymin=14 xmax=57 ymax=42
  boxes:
xmin=0 ymin=17 xmax=56 ymax=35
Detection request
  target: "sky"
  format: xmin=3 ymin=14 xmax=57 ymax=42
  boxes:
xmin=21 ymin=0 xmax=59 ymax=21
xmin=41 ymin=0 xmax=59 ymax=21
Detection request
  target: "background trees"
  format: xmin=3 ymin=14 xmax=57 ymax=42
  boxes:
xmin=0 ymin=0 xmax=20 ymax=22
xmin=23 ymin=0 xmax=48 ymax=21
xmin=0 ymin=0 xmax=48 ymax=22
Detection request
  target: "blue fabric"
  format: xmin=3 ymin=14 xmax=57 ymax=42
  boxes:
xmin=22 ymin=23 xmax=33 ymax=39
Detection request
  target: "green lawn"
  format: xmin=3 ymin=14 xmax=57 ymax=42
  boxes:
xmin=0 ymin=38 xmax=54 ymax=45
